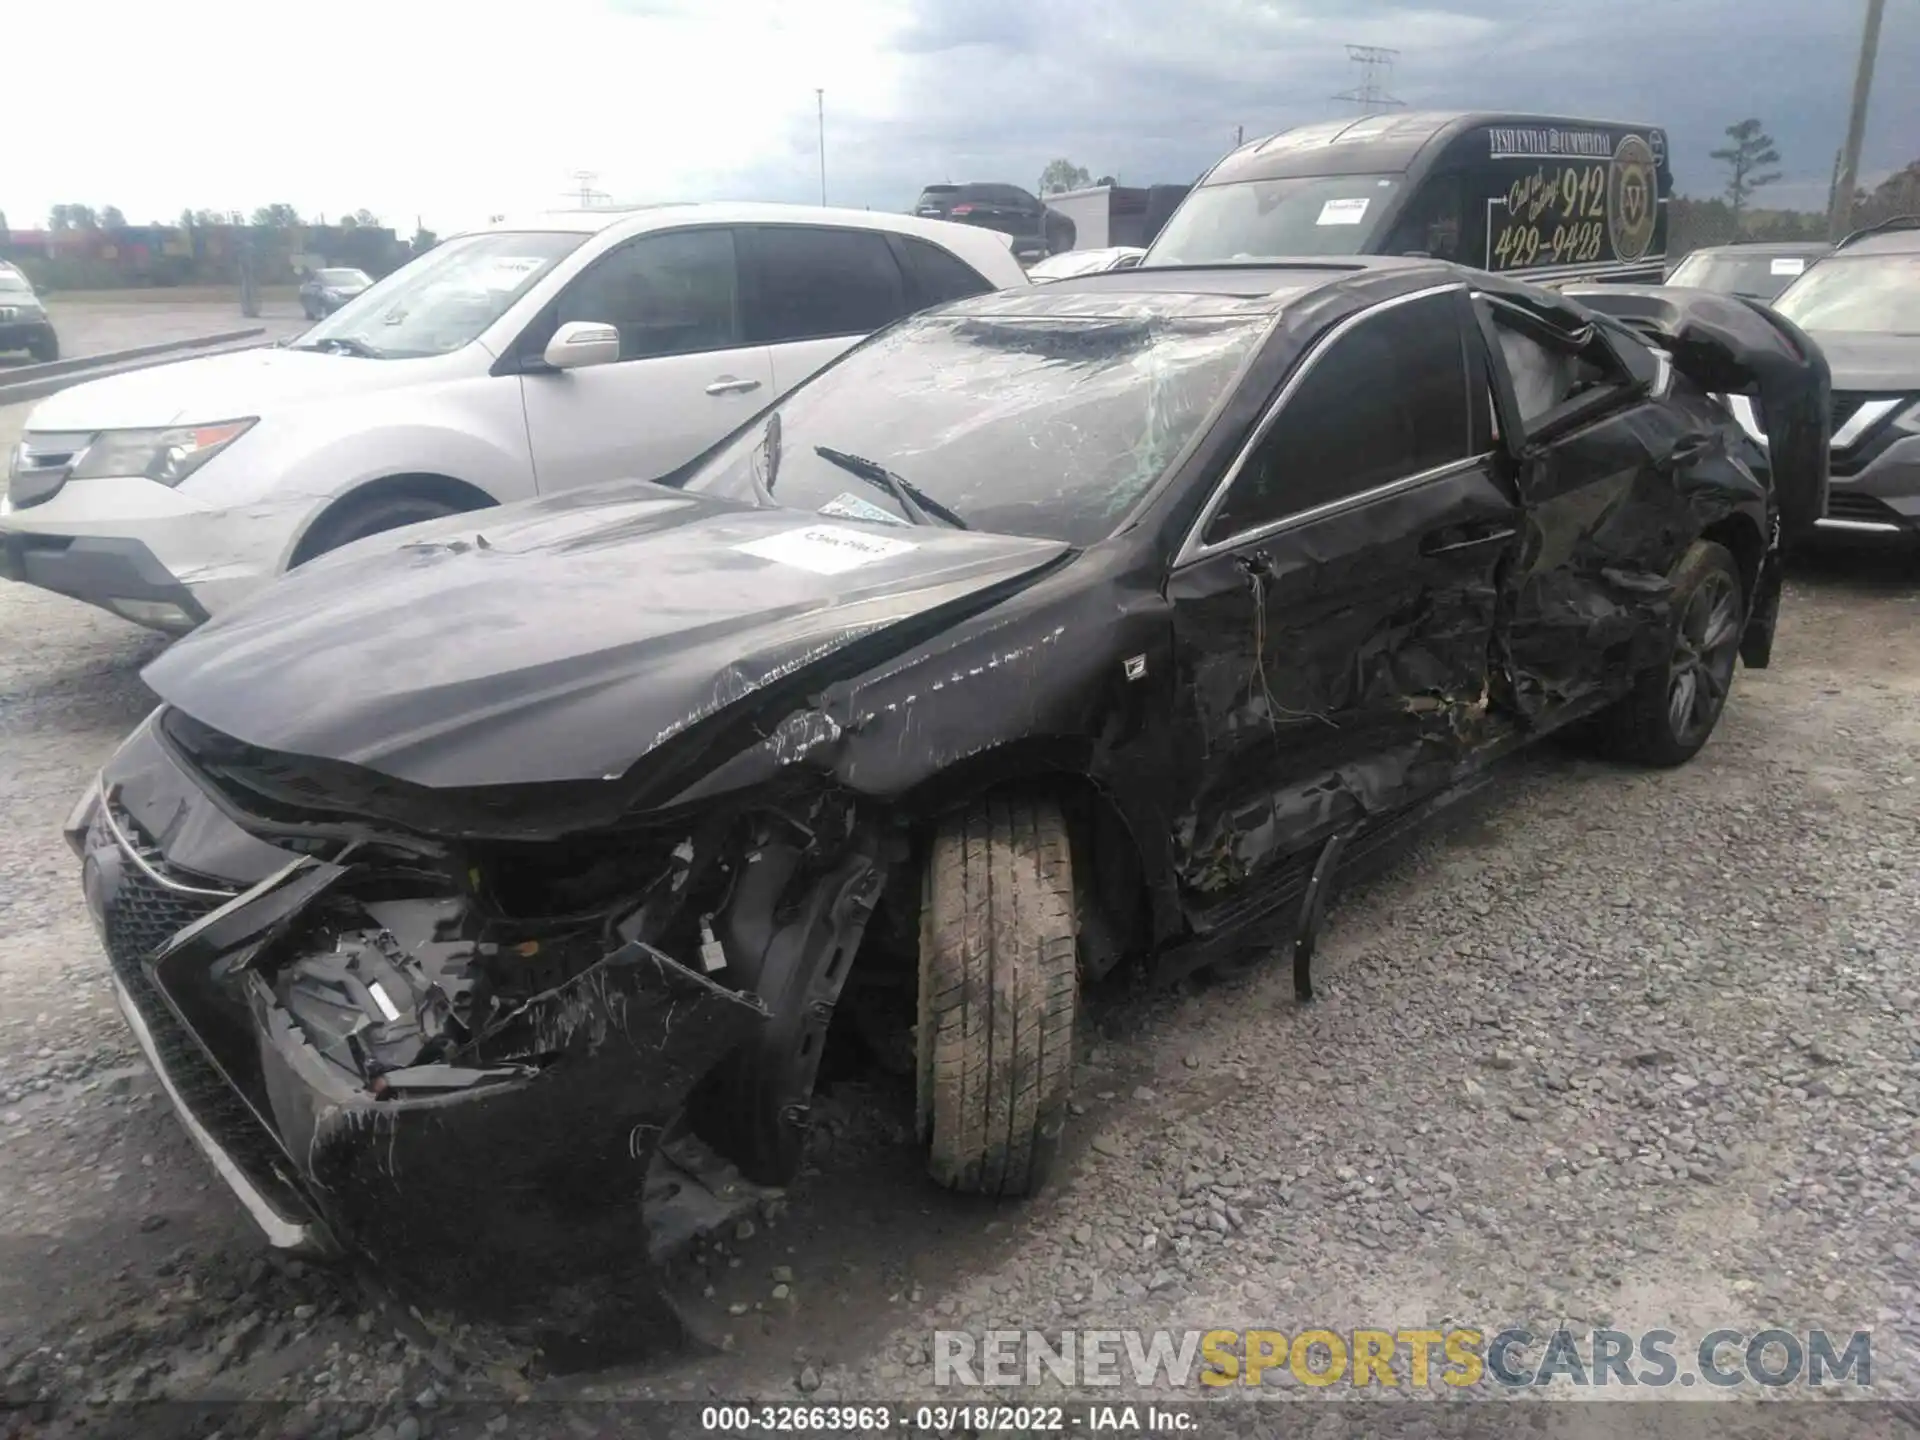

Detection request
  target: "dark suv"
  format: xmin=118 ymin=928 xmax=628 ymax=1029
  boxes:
xmin=1757 ymin=216 xmax=1920 ymax=540
xmin=913 ymin=183 xmax=1075 ymax=262
xmin=0 ymin=266 xmax=58 ymax=363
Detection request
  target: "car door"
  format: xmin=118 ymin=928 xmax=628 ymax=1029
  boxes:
xmin=515 ymin=226 xmax=775 ymax=493
xmin=1165 ymin=285 xmax=1520 ymax=917
xmin=1474 ymin=293 xmax=1707 ymax=721
xmin=737 ymin=224 xmax=918 ymax=395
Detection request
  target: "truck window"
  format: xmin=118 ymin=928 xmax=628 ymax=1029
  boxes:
xmin=1147 ymin=175 xmax=1403 ymax=264
xmin=1382 ymin=174 xmax=1464 ymax=261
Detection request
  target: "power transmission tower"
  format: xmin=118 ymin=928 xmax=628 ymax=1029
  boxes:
xmin=565 ymin=169 xmax=610 ymax=208
xmin=1331 ymin=44 xmax=1405 ymax=115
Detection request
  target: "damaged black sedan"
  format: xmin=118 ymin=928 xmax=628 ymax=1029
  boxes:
xmin=69 ymin=258 xmax=1828 ymax=1339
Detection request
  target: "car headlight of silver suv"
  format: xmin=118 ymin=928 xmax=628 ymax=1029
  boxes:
xmin=69 ymin=419 xmax=257 ymax=487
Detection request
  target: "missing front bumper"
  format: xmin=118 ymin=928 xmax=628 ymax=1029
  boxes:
xmin=81 ymin=783 xmax=776 ymax=1340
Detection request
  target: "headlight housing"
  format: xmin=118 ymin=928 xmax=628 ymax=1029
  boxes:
xmin=69 ymin=419 xmax=256 ymax=488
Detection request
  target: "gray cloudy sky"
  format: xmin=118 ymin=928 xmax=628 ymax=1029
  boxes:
xmin=727 ymin=0 xmax=1920 ymax=215
xmin=9 ymin=0 xmax=1915 ymax=232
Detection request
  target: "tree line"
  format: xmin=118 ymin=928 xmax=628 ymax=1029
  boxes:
xmin=23 ymin=203 xmax=386 ymax=233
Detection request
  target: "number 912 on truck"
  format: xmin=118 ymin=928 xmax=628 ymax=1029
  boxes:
xmin=1145 ymin=111 xmax=1671 ymax=286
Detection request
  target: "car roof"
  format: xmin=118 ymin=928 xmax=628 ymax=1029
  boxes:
xmin=1206 ymin=111 xmax=1664 ymax=184
xmin=935 ymin=255 xmax=1455 ymax=319
xmin=1686 ymin=241 xmax=1831 ymax=257
xmin=465 ymin=201 xmax=1024 ymax=278
xmin=478 ymin=201 xmax=996 ymax=239
xmin=1834 ymin=219 xmax=1920 ymax=255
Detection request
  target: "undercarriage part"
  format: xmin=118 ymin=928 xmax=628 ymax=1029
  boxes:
xmin=917 ymin=794 xmax=1078 ymax=1198
xmin=237 ymin=938 xmax=768 ymax=1347
xmin=1292 ymin=830 xmax=1348 ymax=1003
xmin=690 ymin=840 xmax=890 ymax=1184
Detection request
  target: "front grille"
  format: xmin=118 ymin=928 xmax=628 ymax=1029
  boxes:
xmin=1824 ymin=491 xmax=1906 ymax=528
xmin=96 ymin=825 xmax=314 ymax=1219
xmin=1832 ymin=393 xmax=1871 ymax=433
xmin=8 ymin=431 xmax=91 ymax=510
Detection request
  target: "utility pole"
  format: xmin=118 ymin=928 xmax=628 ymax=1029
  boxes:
xmin=1332 ymin=44 xmax=1405 ymax=115
xmin=1235 ymin=124 xmax=1244 ymax=147
xmin=816 ymin=89 xmax=827 ymax=206
xmin=1829 ymin=0 xmax=1886 ymax=241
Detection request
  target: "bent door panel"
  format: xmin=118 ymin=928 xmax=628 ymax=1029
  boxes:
xmin=1166 ymin=286 xmax=1519 ymax=921
xmin=1478 ymin=298 xmax=1705 ymax=718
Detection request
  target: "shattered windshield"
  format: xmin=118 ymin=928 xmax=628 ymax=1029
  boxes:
xmin=1145 ymin=174 xmax=1402 ymax=264
xmin=682 ymin=309 xmax=1271 ymax=546
xmin=1773 ymin=253 xmax=1920 ymax=335
xmin=298 ymin=231 xmax=586 ymax=358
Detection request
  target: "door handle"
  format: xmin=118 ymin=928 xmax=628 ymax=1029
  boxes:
xmin=705 ymin=376 xmax=762 ymax=396
xmin=1420 ymin=524 xmax=1517 ymax=557
xmin=1660 ymin=433 xmax=1717 ymax=471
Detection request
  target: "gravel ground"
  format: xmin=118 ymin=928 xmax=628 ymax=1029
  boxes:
xmin=0 ymin=487 xmax=1914 ymax=1436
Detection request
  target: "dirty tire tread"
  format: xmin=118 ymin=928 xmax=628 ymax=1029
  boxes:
xmin=918 ymin=795 xmax=1076 ymax=1198
xmin=1595 ymin=539 xmax=1742 ymax=768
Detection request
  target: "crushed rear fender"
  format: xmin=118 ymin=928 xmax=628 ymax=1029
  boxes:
xmin=1565 ymin=285 xmax=1833 ymax=547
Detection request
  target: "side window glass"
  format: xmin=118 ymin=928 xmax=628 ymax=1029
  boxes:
xmin=1385 ymin=175 xmax=1464 ymax=262
xmin=1494 ymin=324 xmax=1581 ymax=425
xmin=554 ymin=228 xmax=739 ymax=360
xmin=898 ymin=237 xmax=995 ymax=307
xmin=745 ymin=226 xmax=908 ymax=344
xmin=1202 ymin=291 xmax=1472 ymax=546
xmin=1487 ymin=308 xmax=1633 ymax=431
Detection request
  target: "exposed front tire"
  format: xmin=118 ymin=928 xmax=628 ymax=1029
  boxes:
xmin=917 ymin=795 xmax=1078 ymax=1198
xmin=291 ymin=492 xmax=471 ymax=565
xmin=28 ymin=335 xmax=58 ymax=363
xmin=1598 ymin=539 xmax=1744 ymax=767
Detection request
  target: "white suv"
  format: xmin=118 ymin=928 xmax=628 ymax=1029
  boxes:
xmin=0 ymin=204 xmax=1027 ymax=632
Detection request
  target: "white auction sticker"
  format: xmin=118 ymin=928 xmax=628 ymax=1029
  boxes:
xmin=817 ymin=491 xmax=910 ymax=527
xmin=1769 ymin=257 xmax=1806 ymax=276
xmin=1316 ymin=197 xmax=1371 ymax=226
xmin=735 ymin=524 xmax=919 ymax=575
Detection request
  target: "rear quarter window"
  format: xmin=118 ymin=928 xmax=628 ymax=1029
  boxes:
xmin=896 ymin=237 xmax=996 ymax=307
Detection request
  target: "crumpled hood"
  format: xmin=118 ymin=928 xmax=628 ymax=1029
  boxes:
xmin=142 ymin=483 xmax=1071 ymax=790
xmin=1807 ymin=333 xmax=1920 ymax=392
xmin=24 ymin=345 xmax=448 ymax=431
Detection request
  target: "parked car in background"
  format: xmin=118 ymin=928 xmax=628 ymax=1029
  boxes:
xmin=1727 ymin=217 xmax=1920 ymax=540
xmin=1145 ymin=111 xmax=1673 ymax=285
xmin=0 ymin=264 xmax=58 ymax=362
xmin=1037 ymin=183 xmax=1190 ymax=253
xmin=1664 ymin=241 xmax=1829 ymax=300
xmin=1027 ymin=246 xmax=1145 ymax=281
xmin=298 ymin=266 xmax=373 ymax=319
xmin=0 ymin=203 xmax=1028 ymax=632
xmin=913 ymin=183 xmax=1075 ymax=262
xmin=72 ymin=258 xmax=1825 ymax=1339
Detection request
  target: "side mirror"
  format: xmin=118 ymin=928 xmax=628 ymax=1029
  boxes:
xmin=543 ymin=319 xmax=621 ymax=371
xmin=1113 ymin=253 xmax=1143 ymax=270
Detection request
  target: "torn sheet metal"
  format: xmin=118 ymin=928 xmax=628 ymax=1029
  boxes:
xmin=1563 ymin=284 xmax=1833 ymax=545
xmin=245 ymin=940 xmax=764 ymax=1338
